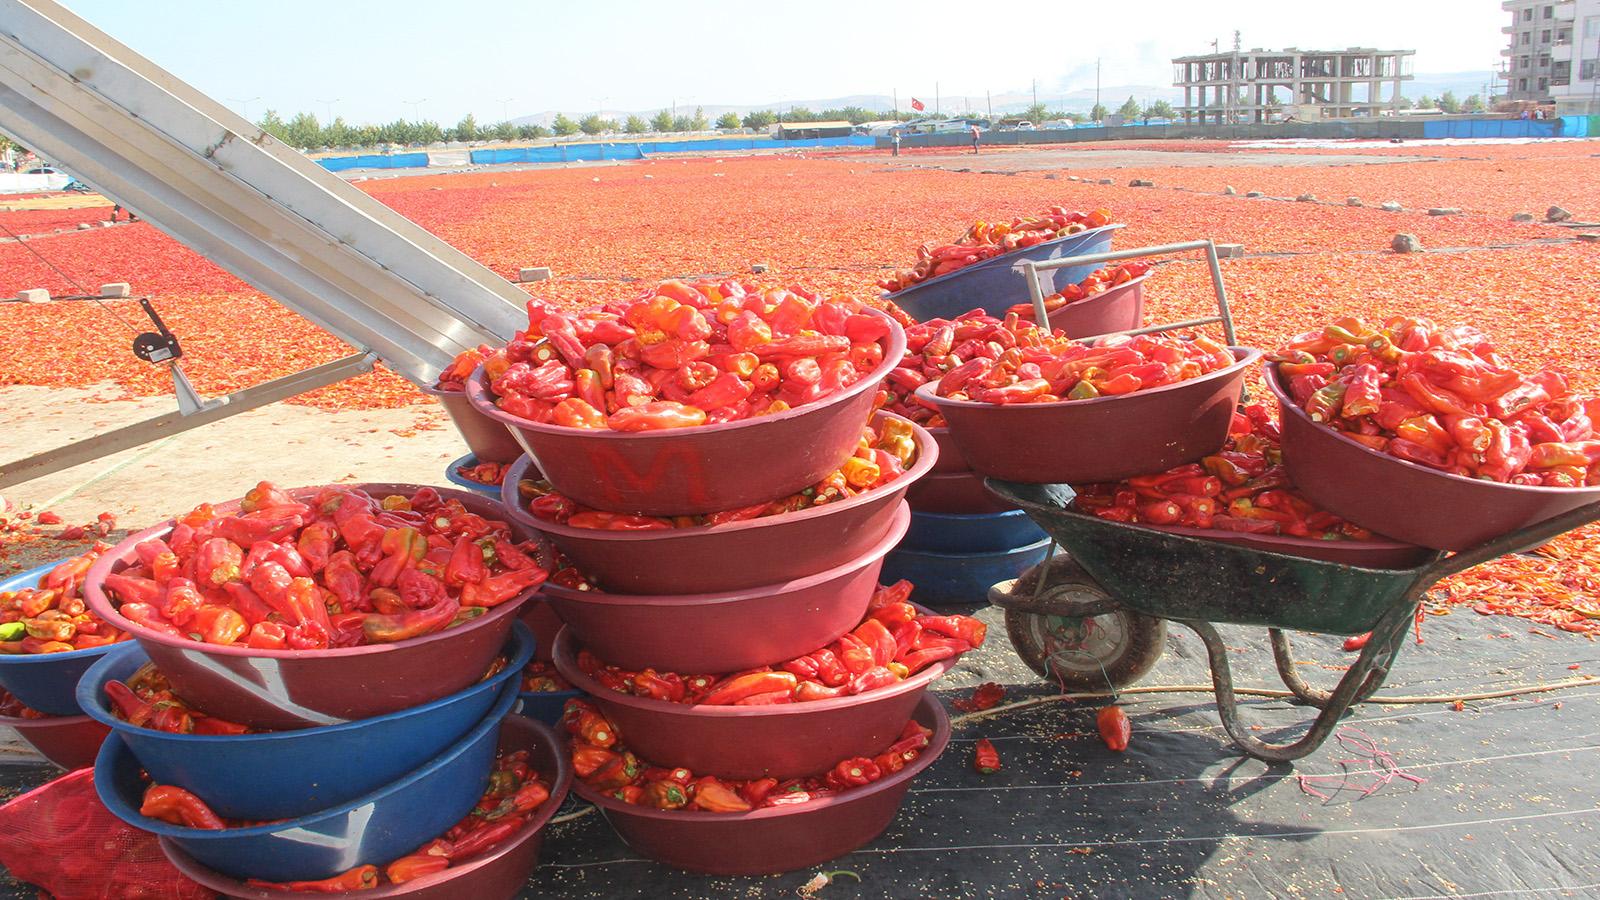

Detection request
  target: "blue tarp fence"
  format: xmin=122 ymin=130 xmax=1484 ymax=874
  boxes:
xmin=315 ymin=135 xmax=876 ymax=172
xmin=316 ymin=152 xmax=429 ymax=172
xmin=1420 ymin=119 xmax=1561 ymax=139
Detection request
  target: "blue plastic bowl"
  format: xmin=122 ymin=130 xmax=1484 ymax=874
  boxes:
xmin=516 ymin=688 xmax=582 ymax=726
xmin=78 ymin=622 xmax=533 ymax=821
xmin=0 ymin=559 xmax=125 ymax=715
xmin=879 ymin=537 xmax=1054 ymax=608
xmin=885 ymin=224 xmax=1121 ymax=322
xmin=899 ymin=509 xmax=1048 ymax=555
xmin=444 ymin=452 xmax=503 ymax=497
xmin=96 ymin=677 xmax=519 ymax=883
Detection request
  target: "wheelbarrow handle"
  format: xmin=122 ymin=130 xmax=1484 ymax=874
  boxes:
xmin=1420 ymin=499 xmax=1600 ymax=583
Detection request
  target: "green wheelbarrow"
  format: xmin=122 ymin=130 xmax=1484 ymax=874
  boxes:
xmin=986 ymin=481 xmax=1600 ymax=762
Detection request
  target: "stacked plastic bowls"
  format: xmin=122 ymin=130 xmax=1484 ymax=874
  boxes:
xmin=77 ymin=483 xmax=570 ymax=894
xmin=0 ymin=557 xmax=116 ymax=770
xmin=483 ymin=312 xmax=955 ymax=874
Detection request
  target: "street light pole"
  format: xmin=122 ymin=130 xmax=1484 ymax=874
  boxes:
xmin=314 ymin=98 xmax=339 ymax=122
xmin=404 ymin=98 xmax=427 ymax=122
xmin=228 ymin=96 xmax=261 ymax=121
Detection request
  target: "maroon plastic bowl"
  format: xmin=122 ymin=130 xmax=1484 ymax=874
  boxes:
xmin=918 ymin=347 xmax=1260 ymax=484
xmin=159 ymin=714 xmax=572 ymax=900
xmin=421 ymin=384 xmax=525 ymax=464
xmin=1 ymin=713 xmax=110 ymax=770
xmin=551 ymin=613 xmax=956 ymax=780
xmin=502 ymin=412 xmax=936 ymax=594
xmin=1042 ymin=275 xmax=1148 ymax=340
xmin=572 ymin=695 xmax=949 ymax=875
xmin=927 ymin=425 xmax=970 ymax=473
xmin=906 ymin=471 xmax=1017 ymax=514
xmin=517 ymin=599 xmax=566 ymax=664
xmin=84 ymin=484 xmax=543 ymax=730
xmin=465 ymin=310 xmax=907 ymax=516
xmin=1267 ymin=364 xmax=1600 ymax=551
xmin=1141 ymin=522 xmax=1436 ymax=569
xmin=542 ymin=503 xmax=909 ymax=672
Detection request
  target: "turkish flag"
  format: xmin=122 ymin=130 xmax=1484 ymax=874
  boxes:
xmin=911 ymin=98 xmax=925 ymax=111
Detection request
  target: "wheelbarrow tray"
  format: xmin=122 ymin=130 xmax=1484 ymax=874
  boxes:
xmin=884 ymin=224 xmax=1122 ymax=322
xmin=988 ymin=481 xmax=1441 ymax=636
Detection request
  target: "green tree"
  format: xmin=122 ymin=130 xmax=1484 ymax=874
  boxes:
xmin=783 ymin=107 xmax=818 ymax=122
xmin=1143 ymin=100 xmax=1176 ymax=121
xmin=518 ymin=124 xmax=550 ymax=140
xmin=257 ymin=109 xmax=290 ymax=142
xmin=1414 ymin=94 xmax=1436 ymax=110
xmin=322 ymin=116 xmax=353 ymax=147
xmin=1462 ymin=93 xmax=1485 ymax=113
xmin=691 ymin=106 xmax=708 ymax=130
xmin=716 ymin=112 xmax=741 ymax=130
xmin=354 ymin=124 xmax=382 ymax=147
xmin=284 ymin=112 xmax=322 ymax=148
xmin=624 ymin=115 xmax=649 ymax=134
xmin=650 ymin=109 xmax=674 ymax=132
xmin=488 ymin=120 xmax=516 ymax=141
xmin=415 ymin=120 xmax=444 ymax=144
xmin=671 ymin=115 xmax=693 ymax=132
xmin=451 ymin=113 xmax=478 ymax=142
xmin=831 ymin=105 xmax=872 ymax=124
xmin=742 ymin=109 xmax=777 ymax=129
xmin=1090 ymin=103 xmax=1108 ymax=122
xmin=1393 ymin=94 xmax=1415 ymax=110
xmin=579 ymin=114 xmax=608 ymax=135
xmin=1025 ymin=103 xmax=1049 ymax=124
xmin=1116 ymin=95 xmax=1141 ymax=119
xmin=1438 ymin=90 xmax=1461 ymax=114
xmin=551 ymin=113 xmax=580 ymax=136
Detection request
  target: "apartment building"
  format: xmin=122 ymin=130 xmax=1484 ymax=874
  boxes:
xmin=1500 ymin=0 xmax=1598 ymax=110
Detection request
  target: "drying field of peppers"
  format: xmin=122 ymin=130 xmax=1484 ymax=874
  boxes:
xmin=3 ymin=139 xmax=1600 ymax=633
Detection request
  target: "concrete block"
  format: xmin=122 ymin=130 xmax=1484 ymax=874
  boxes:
xmin=1380 ymin=201 xmax=1403 ymax=212
xmin=77 ymin=222 xmax=93 ymax=230
xmin=1512 ymin=212 xmax=1535 ymax=222
xmin=751 ymin=263 xmax=769 ymax=274
xmin=100 ymin=283 xmax=131 ymax=298
xmin=1548 ymin=205 xmax=1573 ymax=222
xmin=1245 ymin=191 xmax=1265 ymax=198
xmin=1391 ymin=233 xmax=1423 ymax=254
xmin=1346 ymin=197 xmax=1363 ymax=207
xmin=1214 ymin=244 xmax=1245 ymax=258
xmin=1296 ymin=193 xmax=1317 ymax=202
xmin=518 ymin=267 xmax=552 ymax=283
xmin=1129 ymin=179 xmax=1155 ymax=187
xmin=1044 ymin=174 xmax=1059 ymax=180
xmin=1427 ymin=207 xmax=1462 ymax=216
xmin=16 ymin=289 xmax=49 ymax=303
xmin=1222 ymin=186 xmax=1237 ymax=195
xmin=1097 ymin=178 xmax=1114 ymax=185
xmin=1577 ymin=233 xmax=1600 ymax=243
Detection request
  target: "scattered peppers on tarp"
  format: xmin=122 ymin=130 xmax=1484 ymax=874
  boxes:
xmin=1274 ymin=316 xmax=1600 ymax=486
xmin=878 ymin=205 xmax=1114 ymax=292
xmin=517 ymin=419 xmax=919 ymax=529
xmin=575 ymin=583 xmax=984 ymax=705
xmin=973 ymin=738 xmax=1002 ymax=774
xmin=565 ymin=697 xmax=933 ymax=812
xmin=100 ymin=481 xmax=548 ymax=650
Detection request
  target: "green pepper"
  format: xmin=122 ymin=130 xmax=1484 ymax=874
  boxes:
xmin=0 ymin=622 xmax=23 ymax=641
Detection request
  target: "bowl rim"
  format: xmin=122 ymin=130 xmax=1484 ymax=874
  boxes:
xmin=1266 ymin=362 xmax=1600 ymax=496
xmin=155 ymin=713 xmax=573 ymax=898
xmin=539 ymin=502 xmax=910 ymax=607
xmin=886 ymin=534 xmax=1055 ymax=562
xmin=548 ymin=605 xmax=960 ymax=719
xmin=0 ymin=558 xmax=129 ymax=667
xmin=1032 ymin=272 xmax=1150 ymax=323
xmin=914 ymin=345 xmax=1260 ymax=412
xmin=97 ymin=678 xmax=521 ymax=839
xmin=464 ymin=307 xmax=906 ymax=440
xmin=74 ymin=622 xmax=534 ymax=742
xmin=569 ymin=693 xmax=949 ymax=821
xmin=0 ymin=710 xmax=100 ymax=727
xmin=906 ymin=508 xmax=1033 ymax=523
xmin=882 ymin=223 xmax=1125 ymax=300
xmin=500 ymin=411 xmax=936 ymax=541
xmin=83 ymin=483 xmax=540 ymax=659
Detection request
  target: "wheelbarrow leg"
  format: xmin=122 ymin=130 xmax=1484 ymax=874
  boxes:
xmin=1187 ymin=602 xmax=1416 ymax=762
xmin=1269 ymin=628 xmax=1399 ymax=709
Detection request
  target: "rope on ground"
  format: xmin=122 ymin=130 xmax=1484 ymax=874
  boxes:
xmin=949 ymin=675 xmax=1600 ymax=728
xmin=549 ymin=806 xmax=596 ymax=826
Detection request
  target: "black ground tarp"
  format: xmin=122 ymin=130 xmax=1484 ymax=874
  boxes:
xmin=5 ymin=600 xmax=1600 ymax=899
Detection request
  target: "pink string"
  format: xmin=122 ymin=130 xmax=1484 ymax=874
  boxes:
xmin=1296 ymin=728 xmax=1427 ymax=801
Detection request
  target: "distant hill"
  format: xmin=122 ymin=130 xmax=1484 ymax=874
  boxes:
xmin=509 ymin=72 xmax=1498 ymax=125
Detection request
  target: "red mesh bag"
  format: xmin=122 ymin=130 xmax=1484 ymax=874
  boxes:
xmin=0 ymin=769 xmax=211 ymax=899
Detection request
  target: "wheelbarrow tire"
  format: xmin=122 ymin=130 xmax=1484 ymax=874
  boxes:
xmin=1001 ymin=558 xmax=1166 ymax=691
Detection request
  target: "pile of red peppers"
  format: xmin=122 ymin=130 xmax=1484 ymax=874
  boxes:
xmin=521 ymin=660 xmax=573 ymax=693
xmin=1 ymin=544 xmax=129 ymax=654
xmin=483 ymin=281 xmax=894 ymax=431
xmin=931 ymin=327 xmax=1236 ymax=405
xmin=432 ymin=345 xmax=494 ymax=392
xmin=0 ymin=688 xmax=44 ymax=720
xmin=104 ymin=662 xmax=251 ymax=735
xmin=877 ymin=206 xmax=1114 ymax=293
xmin=566 ymin=697 xmax=934 ymax=812
xmin=517 ymin=419 xmax=919 ymax=530
xmin=881 ymin=309 xmax=1046 ymax=426
xmin=453 ymin=460 xmax=510 ymax=487
xmin=576 ymin=582 xmax=985 ymax=705
xmin=1007 ymin=262 xmax=1151 ymax=321
xmin=100 ymin=482 xmax=548 ymax=651
xmin=1275 ymin=316 xmax=1600 ymax=486
xmin=1073 ymin=404 xmax=1377 ymax=540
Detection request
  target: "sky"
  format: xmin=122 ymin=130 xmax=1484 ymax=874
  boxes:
xmin=64 ymin=0 xmax=1509 ymax=124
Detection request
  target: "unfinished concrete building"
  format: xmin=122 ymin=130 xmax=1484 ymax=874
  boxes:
xmin=1172 ymin=47 xmax=1415 ymax=124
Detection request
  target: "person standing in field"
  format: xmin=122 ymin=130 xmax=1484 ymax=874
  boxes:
xmin=892 ymin=129 xmax=901 ymax=156
xmin=970 ymin=124 xmax=980 ymax=155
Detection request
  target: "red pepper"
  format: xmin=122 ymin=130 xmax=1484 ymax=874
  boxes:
xmin=103 ymin=573 xmax=162 ymax=606
xmin=386 ymin=854 xmax=450 ymax=884
xmin=846 ymin=666 xmax=900 ymax=696
xmin=973 ymin=738 xmax=1002 ymax=774
xmin=140 ymin=785 xmax=226 ymax=829
xmin=851 ymin=618 xmax=898 ymax=667
xmin=362 ymin=597 xmax=460 ymax=643
xmin=1097 ymin=705 xmax=1132 ymax=752
xmin=690 ymin=777 xmax=752 ymax=812
xmin=700 ymin=671 xmax=797 ymax=705
xmin=247 ymin=866 xmax=381 ymax=893
xmin=824 ymin=757 xmax=882 ymax=790
xmin=915 ymin=614 xmax=987 ymax=648
xmin=460 ymin=567 xmax=547 ymax=607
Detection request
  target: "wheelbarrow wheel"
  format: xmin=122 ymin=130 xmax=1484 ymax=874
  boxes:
xmin=1000 ymin=557 xmax=1166 ymax=691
